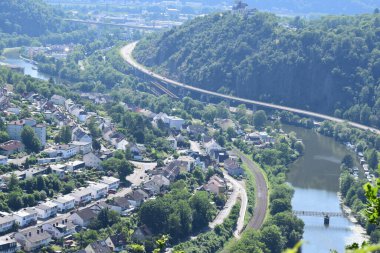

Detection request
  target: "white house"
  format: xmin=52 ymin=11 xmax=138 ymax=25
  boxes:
xmin=13 ymin=208 xmax=38 ymax=227
xmin=0 ymin=215 xmax=16 ymax=233
xmin=69 ymin=188 xmax=93 ymax=206
xmin=69 ymin=207 xmax=98 ymax=227
xmin=83 ymin=152 xmax=102 ymax=170
xmin=42 ymin=217 xmax=76 ymax=239
xmin=101 ymin=176 xmax=120 ymax=191
xmin=116 ymin=139 xmax=129 ymax=151
xmin=65 ymin=160 xmax=85 ymax=171
xmin=0 ymin=235 xmax=20 ymax=253
xmin=35 ymin=201 xmax=58 ymax=220
xmin=14 ymin=226 xmax=52 ymax=252
xmin=153 ymin=113 xmax=184 ymax=130
xmin=70 ymin=141 xmax=92 ymax=154
xmin=53 ymin=195 xmax=75 ymax=213
xmin=88 ymin=183 xmax=108 ymax=199
xmin=54 ymin=144 xmax=77 ymax=159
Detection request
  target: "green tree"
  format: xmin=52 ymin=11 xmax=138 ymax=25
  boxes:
xmin=368 ymin=150 xmax=378 ymax=170
xmin=260 ymin=225 xmax=285 ymax=253
xmin=253 ymin=110 xmax=267 ymax=130
xmin=57 ymin=126 xmax=72 ymax=144
xmin=190 ymin=191 xmax=215 ymax=231
xmin=21 ymin=125 xmax=41 ymax=152
xmin=342 ymin=154 xmax=354 ymax=168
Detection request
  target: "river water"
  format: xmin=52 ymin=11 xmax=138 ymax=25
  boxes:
xmin=284 ymin=125 xmax=367 ymax=253
xmin=1 ymin=56 xmax=50 ymax=81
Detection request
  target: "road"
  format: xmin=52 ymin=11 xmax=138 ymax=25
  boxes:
xmin=209 ymin=172 xmax=247 ymax=239
xmin=232 ymin=148 xmax=268 ymax=230
xmin=120 ymin=42 xmax=380 ymax=135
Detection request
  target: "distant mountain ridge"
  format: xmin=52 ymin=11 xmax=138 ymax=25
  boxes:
xmin=134 ymin=11 xmax=380 ymax=127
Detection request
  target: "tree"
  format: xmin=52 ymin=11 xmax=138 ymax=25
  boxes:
xmin=57 ymin=126 xmax=71 ymax=144
xmin=190 ymin=192 xmax=215 ymax=231
xmin=368 ymin=150 xmax=378 ymax=170
xmin=260 ymin=225 xmax=285 ymax=253
xmin=8 ymin=192 xmax=23 ymax=210
xmin=92 ymin=139 xmax=101 ymax=151
xmin=340 ymin=172 xmax=354 ymax=197
xmin=294 ymin=141 xmax=305 ymax=154
xmin=342 ymin=154 xmax=354 ymax=168
xmin=253 ymin=110 xmax=267 ymax=130
xmin=270 ymin=199 xmax=292 ymax=215
xmin=8 ymin=173 xmax=19 ymax=191
xmin=21 ymin=126 xmax=41 ymax=152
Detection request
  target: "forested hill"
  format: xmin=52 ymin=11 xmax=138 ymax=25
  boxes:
xmin=134 ymin=11 xmax=380 ymax=128
xmin=0 ymin=0 xmax=64 ymax=36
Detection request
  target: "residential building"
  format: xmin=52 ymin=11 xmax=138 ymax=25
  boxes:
xmin=83 ymin=152 xmax=102 ymax=170
xmin=106 ymin=197 xmax=131 ymax=214
xmin=6 ymin=119 xmax=46 ymax=146
xmin=54 ymin=144 xmax=77 ymax=159
xmin=72 ymin=127 xmax=92 ymax=143
xmin=69 ymin=188 xmax=93 ymax=206
xmin=224 ymin=158 xmax=244 ymax=177
xmin=0 ymin=235 xmax=20 ymax=253
xmin=0 ymin=216 xmax=16 ymax=233
xmin=85 ymin=240 xmax=112 ymax=253
xmin=69 ymin=208 xmax=98 ymax=227
xmin=24 ymin=167 xmax=48 ymax=179
xmin=126 ymin=189 xmax=149 ymax=208
xmin=50 ymin=95 xmax=66 ymax=105
xmin=100 ymin=176 xmax=120 ymax=191
xmin=70 ymin=141 xmax=92 ymax=154
xmin=35 ymin=201 xmax=58 ymax=220
xmin=88 ymin=183 xmax=108 ymax=199
xmin=0 ymin=141 xmax=24 ymax=156
xmin=132 ymin=225 xmax=152 ymax=242
xmin=153 ymin=113 xmax=184 ymax=130
xmin=42 ymin=217 xmax=76 ymax=239
xmin=204 ymin=139 xmax=223 ymax=157
xmin=13 ymin=208 xmax=38 ymax=227
xmin=14 ymin=226 xmax=52 ymax=252
xmin=167 ymin=136 xmax=177 ymax=149
xmin=143 ymin=175 xmax=170 ymax=195
xmin=105 ymin=234 xmax=127 ymax=252
xmin=53 ymin=195 xmax=75 ymax=213
xmin=204 ymin=175 xmax=226 ymax=195
xmin=65 ymin=160 xmax=85 ymax=171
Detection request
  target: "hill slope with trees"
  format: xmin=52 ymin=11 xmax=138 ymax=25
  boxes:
xmin=134 ymin=11 xmax=380 ymax=128
xmin=0 ymin=0 xmax=66 ymax=36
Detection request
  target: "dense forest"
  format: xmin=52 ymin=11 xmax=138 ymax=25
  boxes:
xmin=0 ymin=0 xmax=68 ymax=36
xmin=134 ymin=11 xmax=380 ymax=128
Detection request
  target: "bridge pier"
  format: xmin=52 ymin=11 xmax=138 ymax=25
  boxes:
xmin=324 ymin=215 xmax=330 ymax=225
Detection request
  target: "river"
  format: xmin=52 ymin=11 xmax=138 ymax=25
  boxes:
xmin=284 ymin=125 xmax=367 ymax=253
xmin=1 ymin=56 xmax=50 ymax=81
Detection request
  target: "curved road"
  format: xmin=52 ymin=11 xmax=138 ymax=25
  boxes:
xmin=120 ymin=42 xmax=380 ymax=135
xmin=232 ymin=148 xmax=268 ymax=230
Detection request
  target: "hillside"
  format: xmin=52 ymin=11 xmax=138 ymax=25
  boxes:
xmin=248 ymin=0 xmax=379 ymax=15
xmin=0 ymin=0 xmax=64 ymax=36
xmin=134 ymin=11 xmax=380 ymax=127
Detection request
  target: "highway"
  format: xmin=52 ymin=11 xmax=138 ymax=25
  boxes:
xmin=120 ymin=42 xmax=380 ymax=135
